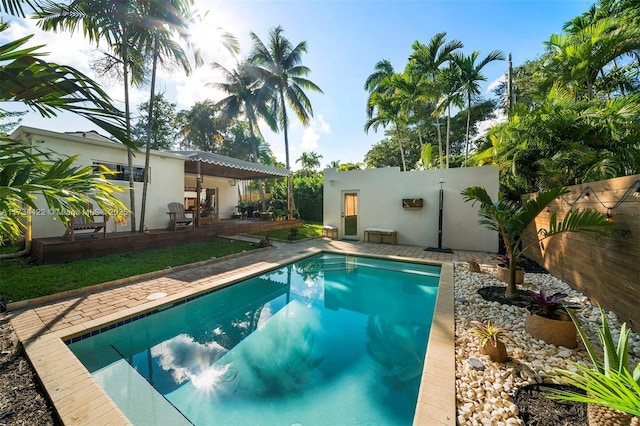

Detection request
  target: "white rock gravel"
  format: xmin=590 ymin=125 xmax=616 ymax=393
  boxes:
xmin=454 ymin=264 xmax=640 ymax=426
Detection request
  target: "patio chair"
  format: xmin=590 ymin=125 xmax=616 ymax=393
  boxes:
xmin=62 ymin=203 xmax=109 ymax=241
xmin=167 ymin=202 xmax=195 ymax=231
xmin=255 ymin=205 xmax=274 ymax=220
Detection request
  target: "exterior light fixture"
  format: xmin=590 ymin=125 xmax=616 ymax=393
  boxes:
xmin=583 ymin=191 xmax=591 ymax=200
xmin=634 ymin=185 xmax=640 ymax=200
xmin=606 ymin=208 xmax=614 ymax=223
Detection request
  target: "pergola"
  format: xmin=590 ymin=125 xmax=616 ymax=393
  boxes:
xmin=172 ymin=151 xmax=290 ymax=225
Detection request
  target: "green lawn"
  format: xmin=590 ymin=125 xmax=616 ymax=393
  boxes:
xmin=0 ymin=238 xmax=256 ymax=303
xmin=251 ymin=222 xmax=323 ymax=241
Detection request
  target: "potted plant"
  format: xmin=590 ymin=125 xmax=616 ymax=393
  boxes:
xmin=467 ymin=258 xmax=481 ymax=273
xmin=469 ymin=320 xmax=511 ymax=363
xmin=274 ymin=208 xmax=286 ymax=221
xmin=548 ymin=307 xmax=640 ymax=425
xmin=288 ymin=227 xmax=299 ymax=241
xmin=462 ymin=186 xmax=613 ymax=300
xmin=525 ymin=290 xmax=577 ymax=348
xmin=256 ymin=232 xmax=272 ymax=248
xmin=494 ymin=254 xmax=524 ymax=284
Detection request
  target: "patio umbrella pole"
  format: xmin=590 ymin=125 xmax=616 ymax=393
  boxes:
xmin=425 ymin=180 xmax=453 ymax=253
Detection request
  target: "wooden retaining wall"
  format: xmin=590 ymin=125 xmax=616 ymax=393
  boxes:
xmin=522 ymin=174 xmax=640 ymax=332
xmin=32 ymin=219 xmax=302 ymax=264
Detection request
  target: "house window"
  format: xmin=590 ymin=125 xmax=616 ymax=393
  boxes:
xmin=93 ymin=162 xmax=146 ymax=183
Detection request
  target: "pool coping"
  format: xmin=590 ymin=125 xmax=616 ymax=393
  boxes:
xmin=10 ymin=246 xmax=455 ymax=425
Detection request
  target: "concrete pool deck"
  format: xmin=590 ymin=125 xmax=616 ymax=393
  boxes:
xmin=9 ymin=237 xmax=496 ymax=425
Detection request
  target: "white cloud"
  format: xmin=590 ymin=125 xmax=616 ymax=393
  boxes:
xmin=486 ymin=74 xmax=506 ymax=94
xmin=301 ymin=115 xmax=331 ymax=151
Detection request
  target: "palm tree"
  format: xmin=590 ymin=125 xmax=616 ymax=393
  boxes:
xmin=452 ymin=50 xmax=505 ymax=166
xmin=410 ymin=33 xmax=463 ymax=168
xmin=176 ymin=100 xmax=226 ymax=151
xmin=437 ymin=63 xmax=464 ymax=169
xmin=0 ymin=19 xmax=128 ymax=244
xmin=138 ymin=0 xmax=211 ymax=232
xmin=297 ymin=151 xmax=323 ymax=175
xmin=37 ymin=0 xmax=149 ymax=232
xmin=462 ymin=186 xmax=613 ymax=299
xmin=545 ymin=17 xmax=640 ymax=101
xmin=249 ymin=25 xmax=323 ymax=220
xmin=388 ymin=70 xmax=431 ymax=166
xmin=364 ymin=59 xmax=395 ymax=118
xmin=365 ymin=90 xmax=407 ymax=171
xmin=212 ymin=60 xmax=277 ymax=209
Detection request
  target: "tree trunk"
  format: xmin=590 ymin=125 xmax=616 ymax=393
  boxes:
xmin=123 ymin=42 xmax=136 ymax=232
xmin=139 ymin=33 xmax=159 ymax=232
xmin=395 ymin=124 xmax=407 ymax=171
xmin=248 ymin=120 xmax=267 ymax=211
xmin=505 ymin=255 xmax=519 ymax=299
xmin=435 ymin=114 xmax=443 ymax=169
xmin=446 ymin=104 xmax=451 ymax=169
xmin=279 ymin=88 xmax=294 ymax=220
xmin=464 ymin=92 xmax=471 ymax=167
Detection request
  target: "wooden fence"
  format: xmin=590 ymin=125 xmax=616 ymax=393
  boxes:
xmin=523 ymin=174 xmax=640 ymax=332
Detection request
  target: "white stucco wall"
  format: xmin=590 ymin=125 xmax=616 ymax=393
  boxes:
xmin=184 ymin=174 xmax=240 ymax=219
xmin=10 ymin=126 xmax=185 ymax=238
xmin=323 ymin=166 xmax=499 ymax=252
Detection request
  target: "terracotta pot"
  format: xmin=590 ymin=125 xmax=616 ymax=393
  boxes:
xmin=525 ymin=307 xmax=577 ymax=348
xmin=588 ymin=402 xmax=640 ymax=426
xmin=469 ymin=263 xmax=481 ymax=273
xmin=496 ymin=264 xmax=524 ymax=284
xmin=480 ymin=341 xmax=508 ymax=362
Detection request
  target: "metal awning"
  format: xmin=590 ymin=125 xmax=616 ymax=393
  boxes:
xmin=171 ymin=151 xmax=289 ymax=180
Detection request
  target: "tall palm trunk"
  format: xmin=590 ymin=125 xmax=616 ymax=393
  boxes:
xmin=464 ymin=92 xmax=471 ymax=167
xmin=279 ymin=87 xmax=294 ymax=220
xmin=123 ymin=40 xmax=136 ymax=232
xmin=446 ymin=103 xmax=452 ymax=169
xmin=394 ymin=124 xmax=407 ymax=171
xmin=140 ymin=33 xmax=159 ymax=232
xmin=248 ymin=120 xmax=267 ymax=211
xmin=435 ymin=114 xmax=444 ymax=169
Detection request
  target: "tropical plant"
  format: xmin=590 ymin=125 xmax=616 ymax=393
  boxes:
xmin=467 ymin=258 xmax=480 ymax=272
xmin=461 ymin=186 xmax=613 ymax=299
xmin=37 ymin=0 xmax=148 ymax=232
xmin=249 ymin=25 xmax=323 ymax=220
xmin=548 ymin=306 xmax=640 ymax=418
xmin=365 ymin=90 xmax=408 ymax=171
xmin=131 ymin=93 xmax=178 ymax=150
xmin=296 ymin=151 xmax=323 ymax=175
xmin=364 ymin=59 xmax=395 ymax=116
xmin=0 ymin=22 xmax=128 ymax=143
xmin=137 ymin=0 xmax=209 ymax=232
xmin=452 ymin=50 xmax=505 ymax=166
xmin=409 ymin=33 xmax=463 ymax=168
xmin=0 ymin=15 xmax=129 ymax=244
xmin=212 ymin=59 xmax=276 ymax=210
xmin=469 ymin=320 xmax=511 ymax=348
xmin=176 ymin=100 xmax=226 ymax=150
xmin=527 ymin=290 xmax=569 ymax=318
xmin=0 ymin=141 xmax=126 ymax=244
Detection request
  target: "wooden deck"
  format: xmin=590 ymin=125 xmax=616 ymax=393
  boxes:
xmin=31 ymin=219 xmax=302 ymax=264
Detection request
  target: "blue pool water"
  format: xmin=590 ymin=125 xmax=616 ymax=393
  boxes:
xmin=69 ymin=253 xmax=440 ymax=425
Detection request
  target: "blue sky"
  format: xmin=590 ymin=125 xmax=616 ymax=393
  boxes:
xmin=2 ymin=0 xmax=591 ymax=169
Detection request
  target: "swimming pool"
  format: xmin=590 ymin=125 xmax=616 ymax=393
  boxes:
xmin=68 ymin=253 xmax=441 ymax=425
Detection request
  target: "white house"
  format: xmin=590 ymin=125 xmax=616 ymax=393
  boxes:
xmin=9 ymin=126 xmax=289 ymax=239
xmin=323 ymin=166 xmax=499 ymax=252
